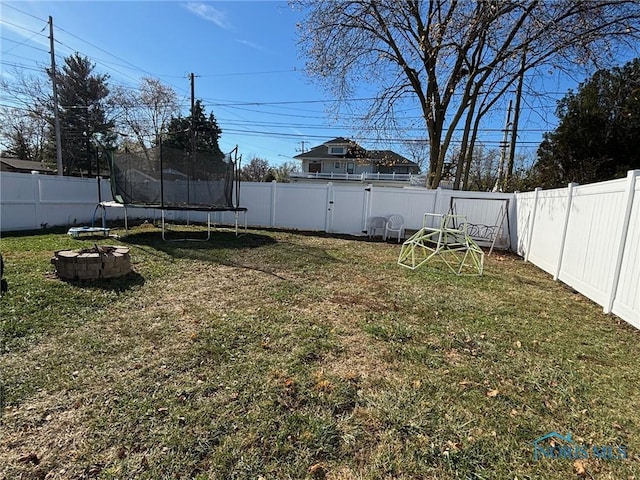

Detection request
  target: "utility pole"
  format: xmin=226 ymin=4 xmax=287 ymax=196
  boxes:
xmin=189 ymin=72 xmax=196 ymax=205
xmin=296 ymin=140 xmax=308 ymax=154
xmin=190 ymin=73 xmax=196 ymax=158
xmin=504 ymin=49 xmax=527 ymax=191
xmin=494 ymin=99 xmax=513 ymax=192
xmin=49 ymin=16 xmax=63 ymax=176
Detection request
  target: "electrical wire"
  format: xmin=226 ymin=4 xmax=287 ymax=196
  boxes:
xmin=0 ymin=28 xmax=48 ymax=55
xmin=0 ymin=4 xmax=583 ymax=156
xmin=0 ymin=19 xmax=48 ymax=38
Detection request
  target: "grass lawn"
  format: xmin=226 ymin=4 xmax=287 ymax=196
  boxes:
xmin=1 ymin=223 xmax=639 ymax=479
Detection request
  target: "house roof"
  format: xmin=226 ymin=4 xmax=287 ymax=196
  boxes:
xmin=0 ymin=157 xmax=55 ymax=173
xmin=368 ymin=149 xmax=417 ymax=167
xmin=294 ymin=138 xmax=417 ymax=166
xmin=294 ymin=137 xmax=366 ymax=160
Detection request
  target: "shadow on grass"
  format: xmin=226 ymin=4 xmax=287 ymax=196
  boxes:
xmin=121 ymin=229 xmax=276 ymax=251
xmin=119 ymin=228 xmax=342 ymax=280
xmin=0 ymin=226 xmax=71 ymax=238
xmin=57 ymin=270 xmax=145 ymax=292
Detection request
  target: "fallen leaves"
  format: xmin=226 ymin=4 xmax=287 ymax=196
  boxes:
xmin=573 ymin=459 xmax=594 ymax=479
xmin=315 ymin=379 xmax=334 ymax=393
xmin=445 ymin=440 xmax=462 ymax=452
xmin=309 ymin=462 xmax=326 ymax=479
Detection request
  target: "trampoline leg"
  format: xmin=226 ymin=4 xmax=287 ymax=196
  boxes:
xmin=234 ymin=211 xmax=248 ymax=236
xmin=205 ymin=213 xmax=212 ymax=241
xmin=161 ymin=210 xmax=167 ymax=241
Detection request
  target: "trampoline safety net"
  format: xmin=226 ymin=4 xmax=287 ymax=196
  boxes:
xmin=109 ymin=145 xmax=238 ymax=209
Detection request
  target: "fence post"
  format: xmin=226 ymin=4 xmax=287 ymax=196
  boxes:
xmin=325 ymin=182 xmax=334 ymax=233
xmin=32 ymin=172 xmax=42 ymax=230
xmin=432 ymin=187 xmax=442 ymax=215
xmin=554 ymin=182 xmax=578 ymax=281
xmin=524 ymin=187 xmax=541 ymax=263
xmin=270 ymin=180 xmax=277 ymax=227
xmin=362 ymin=184 xmax=372 ymax=233
xmin=604 ymin=170 xmax=638 ymax=314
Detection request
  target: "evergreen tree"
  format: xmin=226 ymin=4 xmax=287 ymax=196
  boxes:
xmin=533 ymin=58 xmax=640 ymax=187
xmin=47 ymin=53 xmax=112 ymax=175
xmin=162 ymin=100 xmax=223 ymax=158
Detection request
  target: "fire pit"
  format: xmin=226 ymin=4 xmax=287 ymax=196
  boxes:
xmin=51 ymin=245 xmax=132 ymax=281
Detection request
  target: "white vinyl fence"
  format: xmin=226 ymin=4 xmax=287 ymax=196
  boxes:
xmin=0 ymin=172 xmax=112 ymax=230
xmin=517 ymin=170 xmax=640 ymax=329
xmin=1 ymin=169 xmax=638 ymax=330
xmin=229 ymin=182 xmax=515 ymax=248
xmin=0 ymin=173 xmax=514 ymax=244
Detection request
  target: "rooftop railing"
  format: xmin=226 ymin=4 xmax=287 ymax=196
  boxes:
xmin=290 ymin=171 xmax=421 ymax=182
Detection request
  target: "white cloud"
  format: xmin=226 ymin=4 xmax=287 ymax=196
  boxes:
xmin=235 ymin=39 xmax=270 ymax=54
xmin=184 ymin=2 xmax=231 ymax=30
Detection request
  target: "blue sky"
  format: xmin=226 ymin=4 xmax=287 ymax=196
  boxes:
xmin=0 ymin=1 xmax=630 ymax=168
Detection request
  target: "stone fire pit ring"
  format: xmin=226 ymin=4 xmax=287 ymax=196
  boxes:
xmin=52 ymin=245 xmax=132 ymax=281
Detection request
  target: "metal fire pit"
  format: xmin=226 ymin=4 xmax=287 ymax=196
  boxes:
xmin=51 ymin=245 xmax=131 ymax=281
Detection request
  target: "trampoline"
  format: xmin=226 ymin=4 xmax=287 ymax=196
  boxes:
xmin=99 ymin=142 xmax=247 ymax=240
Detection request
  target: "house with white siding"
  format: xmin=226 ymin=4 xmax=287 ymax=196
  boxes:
xmin=292 ymin=137 xmax=421 ymax=183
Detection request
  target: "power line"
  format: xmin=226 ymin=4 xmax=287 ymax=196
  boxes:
xmin=0 ymin=60 xmax=46 ymax=72
xmin=0 ymin=27 xmax=48 ymax=55
xmin=198 ymin=69 xmax=300 ymax=77
xmin=53 ymin=24 xmax=158 ymax=79
xmin=220 ymin=127 xmax=544 ymax=145
xmin=53 ymin=38 xmax=145 ymax=84
xmin=2 ymin=3 xmax=48 ymax=22
xmin=0 ymin=19 xmax=48 ymax=38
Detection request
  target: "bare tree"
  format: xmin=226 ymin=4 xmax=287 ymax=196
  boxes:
xmin=111 ymin=77 xmax=180 ymax=154
xmin=270 ymin=161 xmax=299 ymax=183
xmin=401 ymin=139 xmax=429 ymax=173
xmin=241 ymin=156 xmax=271 ymax=182
xmin=0 ymin=66 xmax=52 ymax=162
xmin=465 ymin=144 xmax=500 ymax=192
xmin=295 ymin=0 xmax=640 ymax=188
xmin=0 ymin=107 xmax=48 ymax=162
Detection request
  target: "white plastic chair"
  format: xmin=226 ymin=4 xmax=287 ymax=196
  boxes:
xmin=384 ymin=214 xmax=405 ymax=242
xmin=367 ymin=216 xmax=387 ymax=238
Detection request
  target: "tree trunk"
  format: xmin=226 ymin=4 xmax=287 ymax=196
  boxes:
xmin=462 ymin=113 xmax=482 ymax=190
xmin=454 ymin=93 xmax=478 ymax=189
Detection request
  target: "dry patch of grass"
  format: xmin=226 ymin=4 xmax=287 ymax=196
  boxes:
xmin=1 ymin=226 xmax=639 ymax=479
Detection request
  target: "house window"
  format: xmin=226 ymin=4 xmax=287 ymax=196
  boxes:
xmin=334 ymin=161 xmax=341 ymax=169
xmin=329 ymin=146 xmax=346 ymax=155
xmin=308 ymin=162 xmax=321 ymax=173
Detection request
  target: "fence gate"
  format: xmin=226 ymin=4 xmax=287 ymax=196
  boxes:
xmin=327 ymin=185 xmax=368 ymax=235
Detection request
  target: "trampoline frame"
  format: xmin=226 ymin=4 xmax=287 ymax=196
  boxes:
xmin=96 ymin=201 xmax=248 ymax=239
xmin=98 ymin=144 xmax=248 ymax=240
